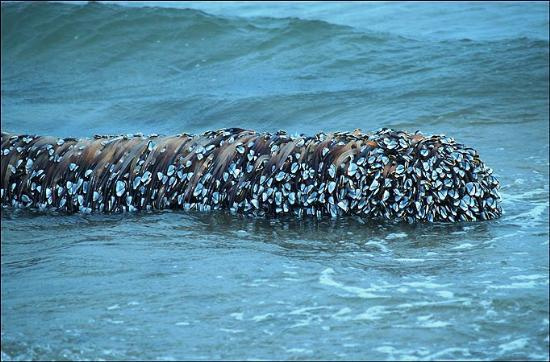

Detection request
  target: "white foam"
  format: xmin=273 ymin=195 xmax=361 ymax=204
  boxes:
xmin=364 ymin=240 xmax=390 ymax=253
xmin=436 ymin=291 xmax=454 ymax=298
xmin=421 ymin=320 xmax=451 ymax=328
xmin=395 ymin=258 xmax=425 ymax=262
xmin=488 ymin=281 xmax=537 ymax=289
xmin=511 ymin=274 xmax=547 ymax=281
xmin=424 ymin=347 xmax=470 ymax=360
xmin=289 ymin=306 xmax=330 ymax=315
xmin=289 ymin=315 xmax=317 ymax=329
xmin=107 ymin=304 xmax=120 ymax=310
xmin=251 ymin=313 xmax=273 ymax=322
xmin=105 ymin=318 xmax=124 ymax=324
xmin=501 ymin=188 xmax=547 ymax=203
xmin=219 ymin=328 xmax=244 ymax=334
xmin=404 ymin=281 xmax=452 ymax=289
xmin=506 ymin=203 xmax=548 ymax=225
xmin=386 ymin=232 xmax=408 ymax=240
xmin=230 ymin=312 xmax=244 ymax=320
xmin=343 ymin=343 xmax=359 ymax=348
xmin=283 ymin=348 xmax=313 ymax=354
xmin=355 ymin=306 xmax=389 ymax=321
xmin=283 ymin=270 xmax=298 ymax=275
xmin=498 ymin=338 xmax=529 ymax=353
xmin=175 ymin=321 xmax=190 ymax=326
xmin=452 ymin=243 xmax=474 ymax=250
xmin=319 ymin=268 xmax=384 ymax=299
xmin=375 ymin=346 xmax=397 ymax=356
xmin=338 ymin=307 xmax=355 ymax=317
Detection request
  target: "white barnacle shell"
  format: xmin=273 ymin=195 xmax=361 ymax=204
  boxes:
xmin=275 ymin=171 xmax=286 ymax=182
xmin=396 ymin=165 xmax=405 ymax=174
xmin=337 ymin=200 xmax=349 ymax=212
xmin=327 ymin=181 xmax=336 ymax=194
xmin=369 ymin=179 xmax=379 ymax=191
xmin=116 ymin=181 xmax=126 ymax=197
xmin=142 ymin=171 xmax=152 ymax=185
xmin=132 ymin=176 xmax=142 ymax=190
xmin=193 ymin=183 xmax=203 ymax=197
xmin=288 ymin=192 xmax=296 ymax=205
xmin=348 ymin=162 xmax=357 ymax=177
xmin=307 ymin=192 xmax=318 ymax=204
xmin=229 ymin=163 xmax=240 ymax=178
xmin=275 ymin=191 xmax=283 ymax=205
xmin=328 ymin=164 xmax=336 ymax=178
xmin=157 ymin=172 xmax=164 ymax=181
xmin=167 ymin=165 xmax=176 ymax=177
xmin=25 ymin=159 xmax=33 ymax=174
xmin=465 ymin=182 xmax=476 ymax=196
xmin=66 ymin=181 xmax=73 ymax=195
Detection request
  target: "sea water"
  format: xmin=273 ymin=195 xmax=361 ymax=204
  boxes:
xmin=1 ymin=2 xmax=549 ymax=360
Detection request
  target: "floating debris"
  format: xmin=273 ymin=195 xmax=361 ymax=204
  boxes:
xmin=0 ymin=128 xmax=502 ymax=222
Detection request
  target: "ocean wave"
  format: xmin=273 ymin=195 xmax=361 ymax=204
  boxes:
xmin=2 ymin=2 xmax=548 ymax=65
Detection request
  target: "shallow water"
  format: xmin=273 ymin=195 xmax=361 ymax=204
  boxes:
xmin=1 ymin=2 xmax=549 ymax=360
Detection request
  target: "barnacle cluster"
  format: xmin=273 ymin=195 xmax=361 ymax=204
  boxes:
xmin=1 ymin=128 xmax=502 ymax=222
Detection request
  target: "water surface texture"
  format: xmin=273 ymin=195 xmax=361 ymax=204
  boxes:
xmin=1 ymin=2 xmax=549 ymax=360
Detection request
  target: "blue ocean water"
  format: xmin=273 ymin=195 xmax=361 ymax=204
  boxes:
xmin=1 ymin=2 xmax=549 ymax=360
